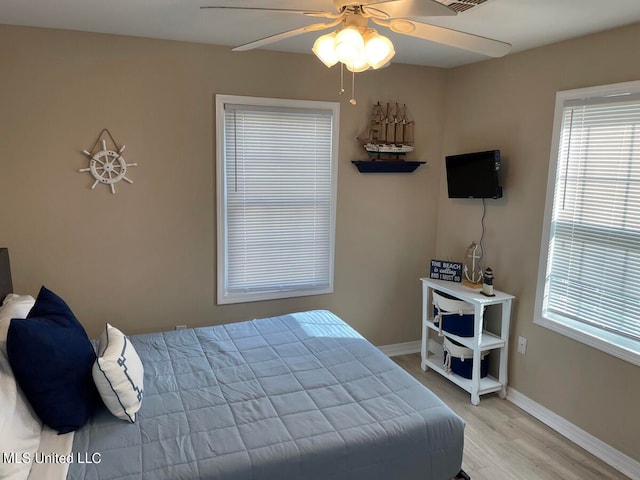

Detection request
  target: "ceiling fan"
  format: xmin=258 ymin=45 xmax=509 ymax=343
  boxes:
xmin=201 ymin=0 xmax=511 ymax=102
xmin=201 ymin=0 xmax=510 ymax=57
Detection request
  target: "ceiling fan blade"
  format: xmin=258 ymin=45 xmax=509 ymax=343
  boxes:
xmin=362 ymin=0 xmax=456 ymax=18
xmin=199 ymin=6 xmax=334 ymax=17
xmin=232 ymin=19 xmax=342 ymax=52
xmin=384 ymin=19 xmax=511 ymax=57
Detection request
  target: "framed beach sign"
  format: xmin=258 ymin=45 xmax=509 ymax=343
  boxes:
xmin=429 ymin=259 xmax=463 ymax=283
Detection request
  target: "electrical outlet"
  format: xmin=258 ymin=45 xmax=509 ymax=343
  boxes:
xmin=517 ymin=336 xmax=527 ymax=355
xmin=175 ymin=325 xmax=187 ymax=330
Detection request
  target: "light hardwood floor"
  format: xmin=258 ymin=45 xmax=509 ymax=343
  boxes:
xmin=392 ymin=353 xmax=629 ymax=480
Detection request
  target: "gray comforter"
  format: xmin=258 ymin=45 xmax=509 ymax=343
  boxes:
xmin=69 ymin=310 xmax=464 ymax=480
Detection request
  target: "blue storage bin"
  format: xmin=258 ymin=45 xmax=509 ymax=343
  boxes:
xmin=433 ymin=290 xmax=475 ymax=337
xmin=443 ymin=338 xmax=489 ymax=379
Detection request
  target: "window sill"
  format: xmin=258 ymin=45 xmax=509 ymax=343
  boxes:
xmin=217 ymin=286 xmax=333 ymax=305
xmin=535 ymin=314 xmax=640 ymax=367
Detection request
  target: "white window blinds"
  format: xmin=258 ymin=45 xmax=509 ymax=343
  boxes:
xmin=543 ymin=92 xmax=640 ymax=344
xmin=216 ymin=96 xmax=338 ymax=304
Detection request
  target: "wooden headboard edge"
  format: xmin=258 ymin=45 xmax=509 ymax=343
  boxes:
xmin=0 ymin=248 xmax=13 ymax=302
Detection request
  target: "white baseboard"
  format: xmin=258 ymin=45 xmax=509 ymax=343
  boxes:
xmin=507 ymin=387 xmax=640 ymax=480
xmin=377 ymin=340 xmax=421 ymax=357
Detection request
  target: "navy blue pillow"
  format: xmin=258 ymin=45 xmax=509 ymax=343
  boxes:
xmin=7 ymin=286 xmax=97 ymax=434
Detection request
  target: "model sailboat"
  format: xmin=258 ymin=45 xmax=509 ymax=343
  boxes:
xmin=358 ymin=102 xmax=415 ymax=160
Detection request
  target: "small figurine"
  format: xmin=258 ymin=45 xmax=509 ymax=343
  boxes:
xmin=482 ymin=268 xmax=495 ymax=296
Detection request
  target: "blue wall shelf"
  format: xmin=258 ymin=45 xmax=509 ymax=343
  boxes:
xmin=351 ymin=160 xmax=426 ymax=173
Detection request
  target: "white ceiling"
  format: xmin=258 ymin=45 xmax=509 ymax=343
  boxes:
xmin=1 ymin=0 xmax=640 ymax=68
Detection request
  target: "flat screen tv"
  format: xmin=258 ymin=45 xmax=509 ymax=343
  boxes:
xmin=445 ymin=150 xmax=503 ymax=199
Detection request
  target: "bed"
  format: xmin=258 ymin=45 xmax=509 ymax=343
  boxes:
xmin=0 ymin=248 xmax=467 ymax=480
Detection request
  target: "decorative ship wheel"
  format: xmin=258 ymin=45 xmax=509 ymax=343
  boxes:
xmin=79 ymin=129 xmax=137 ymax=194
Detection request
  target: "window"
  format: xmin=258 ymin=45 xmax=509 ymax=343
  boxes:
xmin=215 ymin=95 xmax=339 ymax=304
xmin=535 ymin=81 xmax=640 ymax=366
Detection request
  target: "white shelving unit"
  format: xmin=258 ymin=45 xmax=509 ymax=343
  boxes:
xmin=420 ymin=278 xmax=514 ymax=406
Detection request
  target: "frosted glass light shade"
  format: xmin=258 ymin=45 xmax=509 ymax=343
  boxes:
xmin=311 ymin=26 xmax=395 ymax=73
xmin=346 ymin=55 xmax=370 ymax=72
xmin=364 ymin=31 xmax=395 ymax=69
xmin=335 ymin=27 xmax=364 ymax=65
xmin=312 ymin=32 xmax=338 ymax=68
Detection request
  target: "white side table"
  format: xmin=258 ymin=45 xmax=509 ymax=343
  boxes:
xmin=420 ymin=278 xmax=514 ymax=405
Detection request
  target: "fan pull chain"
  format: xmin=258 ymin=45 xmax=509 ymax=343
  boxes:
xmin=350 ymin=69 xmax=356 ymax=105
xmin=338 ymin=63 xmax=356 ymax=105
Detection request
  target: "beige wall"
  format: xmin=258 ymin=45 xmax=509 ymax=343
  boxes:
xmin=436 ymin=23 xmax=640 ymax=461
xmin=0 ymin=25 xmax=446 ymax=347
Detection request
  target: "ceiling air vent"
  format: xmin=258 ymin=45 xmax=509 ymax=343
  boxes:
xmin=439 ymin=0 xmax=488 ymax=13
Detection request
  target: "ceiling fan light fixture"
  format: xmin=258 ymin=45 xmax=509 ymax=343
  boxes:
xmin=312 ymin=32 xmax=339 ymax=67
xmin=346 ymin=55 xmax=370 ymax=72
xmin=363 ymin=30 xmax=395 ymax=69
xmin=334 ymin=26 xmax=365 ymax=65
